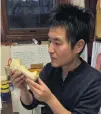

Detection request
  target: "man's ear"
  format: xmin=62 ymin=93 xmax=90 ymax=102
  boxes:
xmin=74 ymin=39 xmax=85 ymax=54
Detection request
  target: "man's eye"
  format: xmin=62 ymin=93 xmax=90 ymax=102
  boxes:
xmin=55 ymin=42 xmax=60 ymax=45
xmin=48 ymin=41 xmax=51 ymax=45
xmin=48 ymin=39 xmax=51 ymax=43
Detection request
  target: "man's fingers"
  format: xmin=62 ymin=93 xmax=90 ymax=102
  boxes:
xmin=13 ymin=75 xmax=25 ymax=85
xmin=38 ymin=78 xmax=45 ymax=86
xmin=26 ymin=78 xmax=41 ymax=90
xmin=10 ymin=70 xmax=17 ymax=76
xmin=15 ymin=78 xmax=26 ymax=88
xmin=10 ymin=71 xmax=22 ymax=82
xmin=28 ymin=84 xmax=40 ymax=95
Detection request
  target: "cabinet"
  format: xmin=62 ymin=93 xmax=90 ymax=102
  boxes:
xmin=2 ymin=0 xmax=96 ymax=42
xmin=1 ymin=0 xmax=71 ymax=42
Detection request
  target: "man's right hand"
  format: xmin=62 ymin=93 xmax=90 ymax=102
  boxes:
xmin=10 ymin=70 xmax=27 ymax=90
xmin=10 ymin=70 xmax=34 ymax=105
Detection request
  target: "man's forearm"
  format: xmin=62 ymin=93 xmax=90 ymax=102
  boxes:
xmin=46 ymin=94 xmax=71 ymax=114
xmin=20 ymin=88 xmax=33 ymax=105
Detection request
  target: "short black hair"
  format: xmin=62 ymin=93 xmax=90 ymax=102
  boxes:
xmin=49 ymin=3 xmax=94 ymax=49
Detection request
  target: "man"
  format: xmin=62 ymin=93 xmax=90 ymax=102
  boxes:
xmin=10 ymin=4 xmax=101 ymax=114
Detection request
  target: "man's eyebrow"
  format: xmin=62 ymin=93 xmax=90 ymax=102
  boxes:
xmin=48 ymin=36 xmax=63 ymax=42
xmin=54 ymin=38 xmax=62 ymax=41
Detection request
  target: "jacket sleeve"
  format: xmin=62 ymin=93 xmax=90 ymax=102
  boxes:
xmin=20 ymin=89 xmax=40 ymax=110
xmin=72 ymin=80 xmax=101 ymax=114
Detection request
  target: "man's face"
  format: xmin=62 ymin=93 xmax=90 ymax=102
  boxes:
xmin=48 ymin=27 xmax=77 ymax=68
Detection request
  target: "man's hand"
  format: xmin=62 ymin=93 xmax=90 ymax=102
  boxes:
xmin=26 ymin=78 xmax=71 ymax=114
xmin=26 ymin=78 xmax=54 ymax=103
xmin=10 ymin=70 xmax=27 ymax=90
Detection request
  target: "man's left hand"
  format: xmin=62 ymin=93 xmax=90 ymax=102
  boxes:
xmin=26 ymin=78 xmax=53 ymax=103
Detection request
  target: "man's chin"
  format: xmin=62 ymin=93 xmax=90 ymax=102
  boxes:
xmin=51 ymin=62 xmax=60 ymax=68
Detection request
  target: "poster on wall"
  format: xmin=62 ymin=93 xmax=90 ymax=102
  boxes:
xmin=71 ymin=0 xmax=85 ymax=7
xmin=91 ymin=41 xmax=101 ymax=72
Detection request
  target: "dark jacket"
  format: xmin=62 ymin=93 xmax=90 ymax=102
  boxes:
xmin=21 ymin=59 xmax=101 ymax=114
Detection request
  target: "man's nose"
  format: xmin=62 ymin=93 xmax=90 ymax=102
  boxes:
xmin=48 ymin=42 xmax=55 ymax=53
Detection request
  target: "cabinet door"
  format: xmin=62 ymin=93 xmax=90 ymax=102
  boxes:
xmin=2 ymin=0 xmax=71 ymax=42
xmin=6 ymin=0 xmax=57 ymax=29
xmin=59 ymin=0 xmax=70 ymax=4
xmin=1 ymin=0 xmax=59 ymax=42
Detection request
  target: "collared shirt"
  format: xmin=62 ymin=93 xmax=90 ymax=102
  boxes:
xmin=21 ymin=59 xmax=101 ymax=114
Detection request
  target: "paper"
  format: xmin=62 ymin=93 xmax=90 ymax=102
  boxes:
xmin=11 ymin=45 xmax=51 ymax=68
xmin=91 ymin=41 xmax=101 ymax=70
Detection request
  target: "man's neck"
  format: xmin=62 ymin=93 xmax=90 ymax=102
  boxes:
xmin=62 ymin=57 xmax=81 ymax=76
